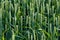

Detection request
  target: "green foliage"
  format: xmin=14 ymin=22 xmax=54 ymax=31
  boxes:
xmin=0 ymin=0 xmax=60 ymax=40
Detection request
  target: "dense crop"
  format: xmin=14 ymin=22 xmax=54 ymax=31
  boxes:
xmin=0 ymin=0 xmax=60 ymax=40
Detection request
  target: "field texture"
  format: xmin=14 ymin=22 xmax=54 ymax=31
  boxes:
xmin=0 ymin=0 xmax=60 ymax=40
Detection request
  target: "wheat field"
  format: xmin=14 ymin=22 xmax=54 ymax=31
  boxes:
xmin=0 ymin=0 xmax=60 ymax=40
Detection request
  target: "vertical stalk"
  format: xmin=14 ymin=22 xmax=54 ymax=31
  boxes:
xmin=41 ymin=33 xmax=46 ymax=40
xmin=33 ymin=30 xmax=36 ymax=40
xmin=28 ymin=31 xmax=30 ymax=40
xmin=29 ymin=16 xmax=31 ymax=28
xmin=16 ymin=25 xmax=18 ymax=34
xmin=21 ymin=16 xmax=23 ymax=31
xmin=2 ymin=33 xmax=4 ymax=40
xmin=50 ymin=23 xmax=52 ymax=40
xmin=46 ymin=3 xmax=50 ymax=40
xmin=31 ymin=34 xmax=33 ymax=40
xmin=12 ymin=29 xmax=15 ymax=40
xmin=0 ymin=7 xmax=3 ymax=40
